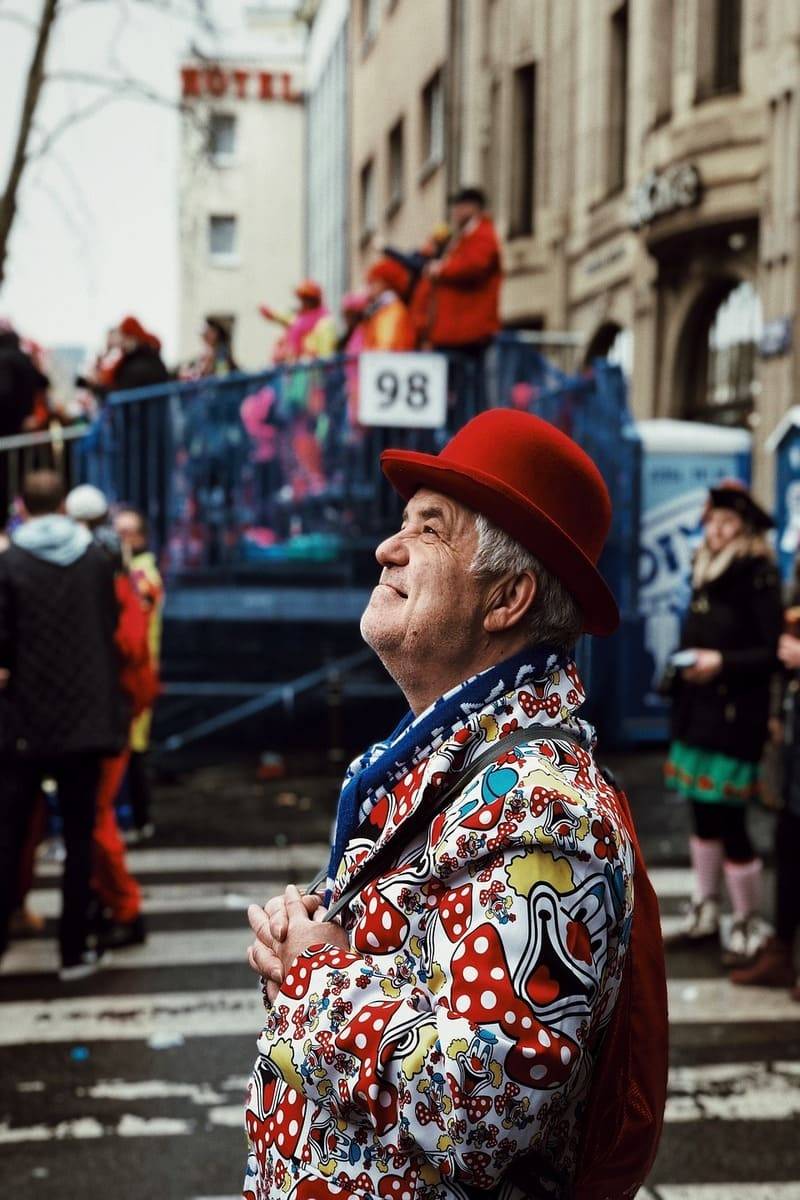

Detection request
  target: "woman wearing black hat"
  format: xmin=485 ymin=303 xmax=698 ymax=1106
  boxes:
xmin=665 ymin=481 xmax=781 ymax=963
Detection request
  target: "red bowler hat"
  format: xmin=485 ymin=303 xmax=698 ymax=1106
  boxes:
xmin=380 ymin=409 xmax=619 ymax=636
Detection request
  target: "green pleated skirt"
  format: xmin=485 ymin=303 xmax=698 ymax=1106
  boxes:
xmin=664 ymin=740 xmax=761 ymax=806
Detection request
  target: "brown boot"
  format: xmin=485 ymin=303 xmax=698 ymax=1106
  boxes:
xmin=730 ymin=936 xmax=795 ymax=988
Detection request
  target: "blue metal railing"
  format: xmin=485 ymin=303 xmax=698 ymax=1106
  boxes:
xmin=76 ymin=339 xmax=638 ymax=601
xmin=70 ymin=338 xmax=641 ymax=742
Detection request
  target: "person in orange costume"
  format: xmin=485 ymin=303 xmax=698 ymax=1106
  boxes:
xmin=361 ymin=258 xmax=416 ymax=352
xmin=422 ymin=185 xmax=502 ymax=355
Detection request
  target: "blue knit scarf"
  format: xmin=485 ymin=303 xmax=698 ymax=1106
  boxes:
xmin=326 ymin=644 xmax=566 ymax=892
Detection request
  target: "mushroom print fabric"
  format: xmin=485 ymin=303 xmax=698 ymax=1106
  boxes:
xmin=243 ymin=659 xmax=634 ymax=1200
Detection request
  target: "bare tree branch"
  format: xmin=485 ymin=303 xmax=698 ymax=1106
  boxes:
xmin=0 ymin=0 xmax=60 ymax=289
xmin=0 ymin=0 xmax=217 ymax=290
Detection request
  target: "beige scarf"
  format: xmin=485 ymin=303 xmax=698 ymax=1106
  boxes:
xmin=692 ymin=532 xmax=774 ymax=590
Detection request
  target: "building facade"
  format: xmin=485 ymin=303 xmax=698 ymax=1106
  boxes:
xmin=349 ymin=0 xmax=800 ymax=493
xmin=178 ymin=1 xmax=306 ymax=370
xmin=304 ymin=0 xmax=351 ymax=315
xmin=348 ymin=0 xmax=450 ymax=284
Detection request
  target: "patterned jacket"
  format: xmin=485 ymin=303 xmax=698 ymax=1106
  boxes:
xmin=244 ymin=663 xmax=634 ymax=1199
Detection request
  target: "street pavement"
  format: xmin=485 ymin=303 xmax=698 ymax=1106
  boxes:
xmin=0 ymin=751 xmax=799 ymax=1198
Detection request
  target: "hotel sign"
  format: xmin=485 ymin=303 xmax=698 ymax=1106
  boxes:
xmin=629 ymin=164 xmax=701 ymax=230
xmin=181 ymin=66 xmax=301 ymax=103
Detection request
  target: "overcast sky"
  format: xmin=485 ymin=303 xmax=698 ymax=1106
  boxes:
xmin=0 ymin=0 xmax=240 ymax=362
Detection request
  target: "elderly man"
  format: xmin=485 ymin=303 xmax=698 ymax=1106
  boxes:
xmin=244 ymin=410 xmax=666 ymax=1200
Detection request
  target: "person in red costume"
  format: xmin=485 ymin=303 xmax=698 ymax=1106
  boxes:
xmin=421 ymin=186 xmax=502 ymax=357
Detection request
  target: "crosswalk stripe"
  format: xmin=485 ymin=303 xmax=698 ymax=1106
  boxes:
xmin=0 ymin=1108 xmax=247 ymax=1144
xmin=35 ymin=843 xmax=329 ymax=879
xmin=0 ymin=929 xmax=252 ymax=976
xmin=642 ymin=1188 xmax=800 ymax=1199
xmin=668 ymin=978 xmax=800 ymax=1023
xmin=649 ymin=867 xmax=698 ymax=899
xmin=31 ymin=855 xmax=698 ymax=904
xmin=11 ymin=1062 xmax=799 ymax=1132
xmin=666 ymin=1061 xmax=800 ymax=1122
xmin=34 ymin=851 xmax=691 ymax=888
xmin=0 ymin=989 xmax=262 ymax=1045
xmin=27 ymin=880 xmax=272 ymax=918
xmin=1 ymin=977 xmax=798 ymax=1047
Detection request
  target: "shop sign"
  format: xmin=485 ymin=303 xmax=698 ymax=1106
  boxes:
xmin=629 ymin=164 xmax=701 ymax=230
xmin=181 ymin=66 xmax=301 ymax=103
xmin=759 ymin=316 xmax=793 ymax=359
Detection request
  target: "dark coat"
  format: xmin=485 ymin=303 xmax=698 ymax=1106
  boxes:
xmin=670 ymin=553 xmax=782 ymax=762
xmin=0 ymin=542 xmax=127 ymax=758
xmin=111 ymin=345 xmax=169 ymax=393
xmin=0 ymin=342 xmax=48 ymax=437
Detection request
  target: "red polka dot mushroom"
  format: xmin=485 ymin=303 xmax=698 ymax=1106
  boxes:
xmin=462 ymin=1151 xmax=493 ymax=1189
xmin=264 ymin=1087 xmax=306 ymax=1161
xmin=336 ymin=1001 xmax=404 ymax=1133
xmin=437 ymin=883 xmax=473 ymax=941
xmin=352 ymin=883 xmax=408 ymax=954
xmin=378 ymin=1173 xmax=415 ymax=1200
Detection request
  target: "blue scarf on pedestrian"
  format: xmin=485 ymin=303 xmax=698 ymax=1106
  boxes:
xmin=326 ymin=643 xmax=567 ymax=895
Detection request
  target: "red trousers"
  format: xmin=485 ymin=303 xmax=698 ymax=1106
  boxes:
xmin=91 ymin=751 xmax=141 ymax=923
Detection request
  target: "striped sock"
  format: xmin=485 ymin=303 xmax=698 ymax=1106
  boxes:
xmin=689 ymin=835 xmax=724 ymax=903
xmin=724 ymin=857 xmax=762 ymax=919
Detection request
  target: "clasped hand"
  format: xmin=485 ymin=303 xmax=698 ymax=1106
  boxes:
xmin=247 ymin=884 xmax=349 ymax=1005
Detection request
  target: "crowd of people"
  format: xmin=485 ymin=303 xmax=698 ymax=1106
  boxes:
xmin=0 ymin=471 xmax=163 ymax=979
xmin=260 ymin=185 xmax=502 ymax=365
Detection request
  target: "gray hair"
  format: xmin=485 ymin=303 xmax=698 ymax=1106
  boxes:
xmin=471 ymin=513 xmax=583 ymax=651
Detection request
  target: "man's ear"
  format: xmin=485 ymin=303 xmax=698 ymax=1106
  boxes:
xmin=483 ymin=571 xmax=537 ymax=633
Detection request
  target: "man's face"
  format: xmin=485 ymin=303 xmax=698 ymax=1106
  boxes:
xmin=360 ymin=489 xmax=490 ymax=693
xmin=450 ymin=200 xmax=479 ymax=230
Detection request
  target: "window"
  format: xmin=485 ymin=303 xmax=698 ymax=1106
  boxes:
xmin=421 ymin=69 xmax=444 ymax=173
xmin=208 ymin=113 xmax=236 ymax=163
xmin=359 ymin=158 xmax=376 ymax=242
xmin=483 ymin=76 xmax=502 ymax=210
xmin=683 ymin=279 xmax=762 ymax=426
xmin=509 ymin=63 xmax=536 ymax=238
xmin=713 ymin=0 xmax=741 ymax=93
xmin=608 ymin=1 xmax=629 ymax=194
xmin=387 ymin=119 xmax=405 ymax=214
xmin=697 ymin=0 xmax=742 ymax=99
xmin=652 ymin=0 xmax=674 ymax=124
xmin=208 ymin=214 xmax=238 ymax=263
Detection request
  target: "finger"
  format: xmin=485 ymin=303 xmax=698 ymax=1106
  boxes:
xmin=284 ymin=883 xmax=307 ymax=920
xmin=248 ymin=940 xmax=283 ymax=980
xmin=248 ymin=903 xmax=277 ymax=948
xmin=265 ymin=895 xmax=286 ymax=918
xmin=269 ymin=907 xmax=288 ymax=943
xmin=302 ymin=894 xmax=323 ymax=915
xmin=312 ymin=905 xmax=329 ymax=923
xmin=267 ymin=978 xmax=281 ymax=1005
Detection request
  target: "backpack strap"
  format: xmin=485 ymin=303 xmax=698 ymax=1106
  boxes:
xmin=323 ymin=723 xmax=582 ymax=925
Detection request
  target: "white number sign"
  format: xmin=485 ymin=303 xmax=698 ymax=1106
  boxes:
xmin=358 ymin=351 xmax=447 ymax=429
